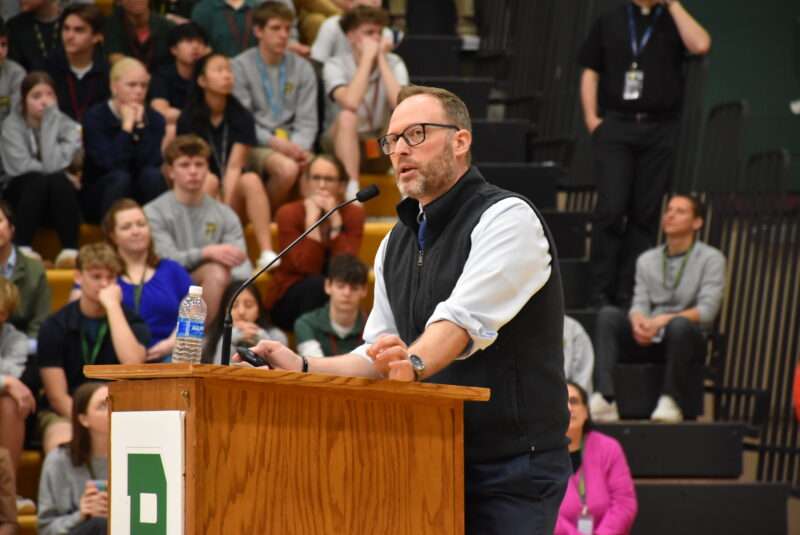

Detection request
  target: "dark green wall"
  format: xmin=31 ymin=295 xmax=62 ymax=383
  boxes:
xmin=688 ymin=0 xmax=800 ymax=189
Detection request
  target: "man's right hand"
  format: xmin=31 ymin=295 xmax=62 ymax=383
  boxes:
xmin=367 ymin=335 xmax=409 ymax=378
xmin=359 ymin=37 xmax=381 ymax=63
xmin=3 ymin=376 xmax=35 ymax=417
xmin=202 ymin=244 xmax=247 ymax=268
xmin=251 ymin=340 xmax=303 ymax=371
xmin=269 ymin=136 xmax=305 ymax=161
xmin=586 ymin=115 xmax=603 ymax=134
xmin=631 ymin=316 xmax=655 ymax=346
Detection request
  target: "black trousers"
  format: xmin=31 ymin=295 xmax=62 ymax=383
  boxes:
xmin=589 ymin=116 xmax=679 ymax=306
xmin=80 ymin=167 xmax=166 ymax=223
xmin=465 ymin=447 xmax=570 ymax=535
xmin=270 ymin=275 xmax=327 ymax=332
xmin=68 ymin=517 xmax=107 ymax=535
xmin=593 ymin=305 xmax=705 ymax=414
xmin=4 ymin=171 xmax=80 ymax=248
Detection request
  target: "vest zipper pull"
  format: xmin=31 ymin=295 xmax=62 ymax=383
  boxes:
xmin=417 ymin=249 xmax=424 ymax=267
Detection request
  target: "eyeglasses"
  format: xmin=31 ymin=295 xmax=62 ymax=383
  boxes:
xmin=378 ymin=123 xmax=459 ymax=155
xmin=309 ymin=174 xmax=341 ymax=184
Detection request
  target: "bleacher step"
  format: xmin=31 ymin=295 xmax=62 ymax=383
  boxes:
xmin=471 ymin=119 xmax=530 ymax=163
xmin=559 ymin=258 xmax=591 ymax=309
xmin=595 ymin=422 xmax=745 ymax=478
xmin=632 ymin=481 xmax=788 ymax=535
xmin=412 ymin=76 xmax=492 ymax=119
xmin=542 ymin=211 xmax=590 ymax=260
xmin=480 ymin=163 xmax=559 ymax=209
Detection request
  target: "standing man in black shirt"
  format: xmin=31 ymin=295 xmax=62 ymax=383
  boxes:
xmin=579 ymin=0 xmax=710 ymax=307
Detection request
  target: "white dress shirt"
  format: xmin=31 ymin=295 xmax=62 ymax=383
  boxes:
xmin=353 ymin=197 xmax=552 ymax=360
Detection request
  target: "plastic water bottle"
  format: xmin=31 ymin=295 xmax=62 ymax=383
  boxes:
xmin=173 ymin=285 xmax=207 ymax=364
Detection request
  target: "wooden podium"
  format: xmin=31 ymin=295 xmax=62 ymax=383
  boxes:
xmin=85 ymin=363 xmax=489 ymax=535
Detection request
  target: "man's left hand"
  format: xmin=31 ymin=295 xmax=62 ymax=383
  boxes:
xmin=367 ymin=334 xmax=408 ymax=377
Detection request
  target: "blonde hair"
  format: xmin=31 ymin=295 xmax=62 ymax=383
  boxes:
xmin=110 ymin=56 xmax=147 ymax=84
xmin=0 ymin=277 xmax=20 ymax=317
xmin=76 ymin=243 xmax=123 ymax=275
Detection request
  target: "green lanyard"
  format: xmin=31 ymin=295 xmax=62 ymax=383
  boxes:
xmin=81 ymin=321 xmax=108 ymax=365
xmin=128 ymin=268 xmax=148 ymax=313
xmin=662 ymin=242 xmax=694 ymax=290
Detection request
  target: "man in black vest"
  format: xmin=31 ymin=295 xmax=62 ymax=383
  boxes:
xmin=250 ymin=85 xmax=570 ymax=535
xmin=579 ymin=0 xmax=711 ymax=308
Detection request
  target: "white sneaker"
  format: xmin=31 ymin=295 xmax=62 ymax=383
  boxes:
xmin=54 ymin=248 xmax=78 ymax=269
xmin=17 ymin=246 xmax=42 ymax=262
xmin=346 ymin=178 xmax=360 ymax=200
xmin=650 ymin=395 xmax=683 ymax=423
xmin=256 ymin=250 xmax=281 ymax=272
xmin=589 ymin=392 xmax=620 ymax=422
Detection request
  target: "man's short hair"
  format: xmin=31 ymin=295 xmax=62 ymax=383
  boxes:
xmin=672 ymin=194 xmax=705 ymax=219
xmin=0 ymin=201 xmax=15 ymax=228
xmin=396 ymin=85 xmax=472 ymax=133
xmin=77 ymin=243 xmax=122 ymax=275
xmin=327 ymin=254 xmax=368 ymax=286
xmin=0 ymin=277 xmax=20 ymax=317
xmin=164 ymin=134 xmax=211 ymax=165
xmin=61 ymin=3 xmax=105 ymax=34
xmin=339 ymin=5 xmax=390 ymax=33
xmin=168 ymin=21 xmax=208 ymax=49
xmin=253 ymin=1 xmax=295 ymax=29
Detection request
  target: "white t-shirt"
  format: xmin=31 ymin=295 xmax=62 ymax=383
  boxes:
xmin=322 ymin=52 xmax=409 ymax=133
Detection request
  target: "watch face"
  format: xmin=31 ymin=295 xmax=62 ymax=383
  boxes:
xmin=409 ymin=354 xmax=425 ymax=371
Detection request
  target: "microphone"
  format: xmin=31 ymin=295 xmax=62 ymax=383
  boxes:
xmin=219 ymin=184 xmax=381 ymax=365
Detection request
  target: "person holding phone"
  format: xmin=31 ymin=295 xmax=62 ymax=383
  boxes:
xmin=38 ymin=382 xmax=109 ymax=535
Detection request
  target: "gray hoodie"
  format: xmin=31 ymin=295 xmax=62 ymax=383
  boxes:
xmin=231 ymin=48 xmax=318 ymax=150
xmin=0 ymin=104 xmax=81 ymax=178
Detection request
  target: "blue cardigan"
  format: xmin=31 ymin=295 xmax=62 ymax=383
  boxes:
xmin=82 ymin=101 xmax=164 ymax=181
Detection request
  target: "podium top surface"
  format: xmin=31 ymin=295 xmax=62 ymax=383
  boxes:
xmin=85 ymin=363 xmax=490 ymax=402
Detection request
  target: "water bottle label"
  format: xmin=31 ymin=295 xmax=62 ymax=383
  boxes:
xmin=176 ymin=318 xmax=204 ymax=339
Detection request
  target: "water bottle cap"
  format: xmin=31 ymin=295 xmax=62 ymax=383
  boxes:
xmin=188 ymin=285 xmax=203 ymax=296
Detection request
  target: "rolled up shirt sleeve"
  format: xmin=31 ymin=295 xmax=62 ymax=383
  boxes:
xmin=427 ymin=198 xmax=552 ymax=358
xmin=351 ymin=232 xmax=399 ymax=361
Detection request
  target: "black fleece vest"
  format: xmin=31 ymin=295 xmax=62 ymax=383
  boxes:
xmin=383 ymin=167 xmax=569 ymax=463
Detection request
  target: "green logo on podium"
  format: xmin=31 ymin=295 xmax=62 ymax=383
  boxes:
xmin=127 ymin=453 xmax=167 ymax=534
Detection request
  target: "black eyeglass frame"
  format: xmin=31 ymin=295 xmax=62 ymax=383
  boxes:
xmin=378 ymin=122 xmax=460 ymax=155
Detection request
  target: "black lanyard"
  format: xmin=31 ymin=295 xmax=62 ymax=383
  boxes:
xmin=662 ymin=243 xmax=694 ymax=290
xmin=81 ymin=320 xmax=109 ymax=365
xmin=33 ymin=18 xmax=60 ymax=60
xmin=208 ymin=121 xmax=229 ymax=176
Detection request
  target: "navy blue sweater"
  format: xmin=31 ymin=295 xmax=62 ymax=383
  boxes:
xmin=82 ymin=101 xmax=165 ymax=181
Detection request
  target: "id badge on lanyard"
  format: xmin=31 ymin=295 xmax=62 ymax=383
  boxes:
xmin=578 ymin=506 xmax=594 ymax=535
xmin=624 ymin=4 xmax=662 ymax=101
xmin=577 ymin=468 xmax=593 ymax=534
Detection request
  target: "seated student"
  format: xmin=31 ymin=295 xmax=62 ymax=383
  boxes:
xmin=37 ymin=243 xmax=150 ymax=453
xmin=47 ymin=3 xmax=109 ymax=123
xmin=150 ymin=22 xmax=208 ymax=137
xmin=564 ymin=315 xmax=594 ymax=394
xmin=103 ymin=0 xmax=174 ymax=70
xmin=0 ymin=202 xmax=51 ymax=351
xmin=102 ymin=198 xmax=193 ymax=362
xmin=178 ymin=52 xmax=280 ymax=270
xmin=294 ymin=254 xmax=367 ymax=358
xmin=556 ymin=381 xmax=637 ymax=535
xmin=591 ymin=195 xmax=726 ymax=423
xmin=0 ymin=448 xmax=16 ymax=535
xmin=0 ymin=71 xmax=82 ymax=268
xmin=209 ymin=283 xmax=287 ymax=364
xmin=145 ymin=135 xmax=253 ymax=327
xmin=82 ymin=57 xmax=167 ymax=223
xmin=0 ymin=207 xmax=47 ymax=346
xmin=322 ymin=5 xmax=408 ymax=195
xmin=264 ymin=154 xmax=364 ymax=331
xmin=190 ymin=0 xmax=259 ymax=59
xmin=6 ymin=0 xmax=62 ymax=71
xmin=0 ymin=19 xmax=25 ymax=127
xmin=310 ymin=0 xmax=395 ymax=63
xmin=0 ymin=277 xmax=35 ymax=472
xmin=232 ymin=1 xmax=318 ymax=208
xmin=38 ymin=382 xmax=109 ymax=535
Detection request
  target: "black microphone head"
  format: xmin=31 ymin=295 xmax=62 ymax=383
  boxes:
xmin=355 ymin=184 xmax=380 ymax=203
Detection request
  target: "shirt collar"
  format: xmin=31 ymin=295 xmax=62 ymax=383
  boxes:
xmin=1 ymin=248 xmax=15 ymax=279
